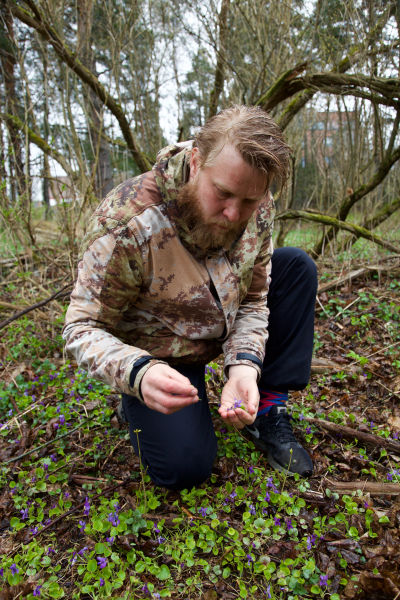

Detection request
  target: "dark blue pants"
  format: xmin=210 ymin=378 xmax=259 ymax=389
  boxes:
xmin=122 ymin=247 xmax=317 ymax=489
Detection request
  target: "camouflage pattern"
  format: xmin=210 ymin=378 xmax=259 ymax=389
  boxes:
xmin=63 ymin=143 xmax=275 ymax=399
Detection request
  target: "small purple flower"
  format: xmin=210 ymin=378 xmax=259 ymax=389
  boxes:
xmin=50 ymin=454 xmax=57 ymax=462
xmin=30 ymin=526 xmax=38 ymax=535
xmin=157 ymin=536 xmax=166 ymax=544
xmin=247 ymin=553 xmax=253 ymax=565
xmin=106 ymin=535 xmax=115 ymax=544
xmin=387 ymin=472 xmax=394 ymax=481
xmin=305 ymin=426 xmax=312 ymax=434
xmin=78 ymin=520 xmax=86 ymax=530
xmin=78 ymin=546 xmax=88 ymax=556
xmin=20 ymin=508 xmax=28 ymax=520
xmin=99 ymin=578 xmax=105 ymax=587
xmin=264 ymin=492 xmax=270 ymax=502
xmin=64 ymin=491 xmax=70 ymax=498
xmin=266 ymin=584 xmax=272 ymax=598
xmin=307 ymin=534 xmax=317 ymax=550
xmin=107 ymin=512 xmax=120 ymax=527
xmin=0 ymin=567 xmax=3 ymax=577
xmin=141 ymin=583 xmax=149 ymax=594
xmin=33 ymin=585 xmax=42 ymax=596
xmin=230 ymin=491 xmax=237 ymax=500
xmin=234 ymin=397 xmax=243 ymax=409
xmin=249 ymin=465 xmax=254 ymax=474
xmin=59 ymin=414 xmax=65 ymax=425
xmin=198 ymin=507 xmax=208 ymax=517
xmin=249 ymin=504 xmax=256 ymax=516
xmin=53 ymin=423 xmax=59 ymax=430
xmin=299 ymin=413 xmax=305 ymax=421
xmin=87 ymin=383 xmax=93 ymax=390
xmin=83 ymin=496 xmax=90 ymax=516
xmin=319 ymin=574 xmax=328 ymax=587
xmin=286 ymin=518 xmax=293 ymax=530
xmin=10 ymin=563 xmax=18 ymax=575
xmin=97 ymin=556 xmax=107 ymax=569
xmin=274 ymin=517 xmax=281 ymax=526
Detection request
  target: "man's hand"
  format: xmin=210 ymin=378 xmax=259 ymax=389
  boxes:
xmin=218 ymin=365 xmax=259 ymax=429
xmin=141 ymin=363 xmax=199 ymax=414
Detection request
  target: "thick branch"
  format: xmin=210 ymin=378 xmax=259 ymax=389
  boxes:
xmin=312 ymin=144 xmax=400 ymax=257
xmin=0 ymin=111 xmax=74 ymax=176
xmin=12 ymin=1 xmax=151 ymax=173
xmin=259 ymin=7 xmax=394 ymax=129
xmin=264 ymin=72 xmax=400 ymax=112
xmin=338 ymin=197 xmax=400 ymax=253
xmin=277 ymin=209 xmax=400 ymax=254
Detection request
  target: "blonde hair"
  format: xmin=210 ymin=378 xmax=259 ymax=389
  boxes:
xmin=194 ymin=105 xmax=291 ymax=189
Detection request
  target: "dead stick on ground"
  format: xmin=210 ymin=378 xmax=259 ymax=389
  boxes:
xmin=0 ymin=283 xmax=72 ymax=330
xmin=307 ymin=416 xmax=400 ymax=454
xmin=325 ymin=480 xmax=400 ymax=495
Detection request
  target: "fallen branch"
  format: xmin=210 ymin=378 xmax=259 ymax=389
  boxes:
xmin=276 ymin=209 xmax=400 ymax=255
xmin=0 ymin=283 xmax=72 ymax=330
xmin=307 ymin=417 xmax=400 ymax=455
xmin=325 ymin=480 xmax=400 ymax=495
xmin=318 ymin=258 xmax=400 ymax=293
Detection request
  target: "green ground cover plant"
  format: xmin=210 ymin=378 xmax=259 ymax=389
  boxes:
xmin=1 ymin=256 xmax=400 ymax=599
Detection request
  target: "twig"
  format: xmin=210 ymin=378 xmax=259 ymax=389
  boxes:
xmin=308 ymin=416 xmax=400 ymax=454
xmin=0 ymin=283 xmax=72 ymax=330
xmin=325 ymin=479 xmax=400 ymax=495
xmin=1 ymin=417 xmax=96 ymax=466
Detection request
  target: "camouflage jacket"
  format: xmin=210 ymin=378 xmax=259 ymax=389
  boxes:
xmin=63 ymin=143 xmax=275 ymax=399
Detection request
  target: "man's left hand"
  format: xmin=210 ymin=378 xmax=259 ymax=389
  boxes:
xmin=218 ymin=365 xmax=259 ymax=429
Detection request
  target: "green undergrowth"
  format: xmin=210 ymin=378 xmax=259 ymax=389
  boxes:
xmin=0 ymin=278 xmax=399 ymax=599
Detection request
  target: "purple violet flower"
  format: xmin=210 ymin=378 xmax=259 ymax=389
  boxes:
xmin=83 ymin=497 xmax=90 ymax=516
xmin=319 ymin=574 xmax=328 ymax=587
xmin=99 ymin=578 xmax=105 ymax=587
xmin=20 ymin=508 xmax=28 ymax=520
xmin=10 ymin=563 xmax=18 ymax=575
xmin=97 ymin=556 xmax=107 ymax=569
xmin=198 ymin=507 xmax=208 ymax=517
xmin=33 ymin=585 xmax=42 ymax=596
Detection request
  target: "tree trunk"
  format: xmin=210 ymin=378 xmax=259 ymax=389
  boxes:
xmin=77 ymin=0 xmax=114 ymax=199
xmin=0 ymin=0 xmax=25 ymax=200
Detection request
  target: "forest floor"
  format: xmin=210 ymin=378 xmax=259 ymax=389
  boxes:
xmin=0 ymin=250 xmax=400 ymax=599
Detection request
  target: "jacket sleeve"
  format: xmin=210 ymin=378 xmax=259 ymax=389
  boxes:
xmin=222 ymin=234 xmax=273 ymax=378
xmin=62 ymin=223 xmax=164 ymax=398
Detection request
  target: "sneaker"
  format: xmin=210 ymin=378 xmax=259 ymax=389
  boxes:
xmin=116 ymin=399 xmax=128 ymax=424
xmin=245 ymin=405 xmax=313 ymax=477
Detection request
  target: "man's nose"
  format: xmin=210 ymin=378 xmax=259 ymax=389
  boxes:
xmin=222 ymin=199 xmax=241 ymax=222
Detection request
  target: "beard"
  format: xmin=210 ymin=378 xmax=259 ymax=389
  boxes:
xmin=176 ymin=179 xmax=246 ymax=254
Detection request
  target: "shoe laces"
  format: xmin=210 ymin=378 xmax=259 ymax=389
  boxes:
xmin=259 ymin=410 xmax=297 ymax=444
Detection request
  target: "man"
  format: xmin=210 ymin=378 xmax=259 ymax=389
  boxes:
xmin=63 ymin=105 xmax=317 ymax=490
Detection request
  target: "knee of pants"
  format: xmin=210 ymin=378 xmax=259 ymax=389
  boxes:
xmin=145 ymin=448 xmax=216 ymax=491
xmin=287 ymin=247 xmax=317 ymax=284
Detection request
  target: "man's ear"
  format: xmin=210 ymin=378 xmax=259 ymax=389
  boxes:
xmin=189 ymin=147 xmax=200 ymax=179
